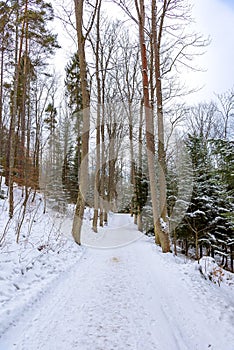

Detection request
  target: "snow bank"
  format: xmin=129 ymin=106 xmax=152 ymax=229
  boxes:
xmin=0 ymin=182 xmax=85 ymax=338
xmin=198 ymin=256 xmax=234 ymax=287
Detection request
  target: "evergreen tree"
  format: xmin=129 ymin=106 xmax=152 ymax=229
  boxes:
xmin=210 ymin=139 xmax=234 ymax=194
xmin=65 ymin=53 xmax=83 ymax=113
xmin=63 ymin=53 xmax=83 ymax=202
xmin=3 ymin=0 xmax=59 ymax=218
xmin=133 ymin=166 xmax=148 ymax=231
xmin=167 ymin=141 xmax=194 ymax=255
xmin=176 ymin=134 xmax=233 ymax=269
xmin=44 ymin=102 xmax=57 ymax=134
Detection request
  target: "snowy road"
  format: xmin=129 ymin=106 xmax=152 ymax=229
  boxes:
xmin=0 ymin=215 xmax=234 ymax=350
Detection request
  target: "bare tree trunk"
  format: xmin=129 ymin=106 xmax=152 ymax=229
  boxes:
xmin=108 ymin=130 xmax=116 ymax=212
xmin=104 ymin=210 xmax=108 ymax=225
xmin=152 ymin=0 xmax=167 ymax=221
xmin=130 ymin=116 xmax=138 ymax=224
xmin=195 ymin=230 xmax=199 ymax=261
xmin=199 ymin=244 xmax=203 ymax=259
xmin=99 ymin=113 xmax=105 ymax=227
xmin=72 ymin=0 xmax=96 ymax=244
xmin=230 ymin=245 xmax=233 ymax=273
xmin=173 ymin=229 xmax=177 ymax=256
xmin=0 ymin=10 xmax=8 ymax=191
xmin=137 ymin=207 xmax=143 ymax=231
xmin=18 ymin=8 xmax=29 ymax=187
xmin=8 ymin=0 xmax=25 ymax=217
xmin=16 ymin=55 xmax=31 ymax=243
xmin=33 ymin=98 xmax=40 ymax=192
xmin=135 ymin=0 xmax=170 ymax=252
xmin=0 ymin=45 xmax=4 ymax=185
xmin=92 ymin=1 xmax=102 ymax=232
xmin=137 ymin=99 xmax=144 ymax=231
xmin=130 ymin=121 xmax=135 ymax=217
xmin=19 ymin=52 xmax=28 ymax=185
xmin=92 ymin=111 xmax=100 ymax=231
xmin=16 ymin=188 xmax=29 ymax=243
xmin=100 ymin=78 xmax=107 ymax=225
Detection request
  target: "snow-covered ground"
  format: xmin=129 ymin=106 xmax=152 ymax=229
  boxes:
xmin=0 ymin=185 xmax=234 ymax=349
xmin=1 ymin=234 xmax=234 ymax=350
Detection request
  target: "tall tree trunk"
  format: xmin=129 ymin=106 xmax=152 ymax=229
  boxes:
xmin=230 ymin=244 xmax=233 ymax=273
xmin=99 ymin=76 xmax=107 ymax=226
xmin=7 ymin=0 xmax=25 ymax=217
xmin=129 ymin=108 xmax=137 ymax=219
xmin=72 ymin=0 xmax=93 ymax=244
xmin=108 ymin=132 xmax=116 ymax=212
xmin=152 ymin=0 xmax=167 ymax=221
xmin=138 ymin=100 xmax=143 ymax=171
xmin=92 ymin=1 xmax=102 ymax=232
xmin=173 ymin=228 xmax=177 ymax=256
xmin=33 ymin=95 xmax=40 ymax=192
xmin=19 ymin=41 xmax=28 ymax=185
xmin=135 ymin=0 xmax=170 ymax=252
xmin=137 ymin=99 xmax=144 ymax=231
xmin=0 ymin=45 xmax=4 ymax=185
xmin=195 ymin=230 xmax=199 ymax=260
xmin=99 ymin=112 xmax=105 ymax=227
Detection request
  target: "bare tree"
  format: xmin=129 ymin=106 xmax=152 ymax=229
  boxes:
xmin=134 ymin=0 xmax=170 ymax=251
xmin=185 ymin=102 xmax=220 ymax=140
xmin=92 ymin=0 xmax=102 ymax=233
xmin=89 ymin=16 xmax=122 ymax=227
xmin=113 ymin=31 xmax=142 ymax=222
xmin=72 ymin=0 xmax=99 ymax=244
xmin=216 ymin=88 xmax=234 ymax=139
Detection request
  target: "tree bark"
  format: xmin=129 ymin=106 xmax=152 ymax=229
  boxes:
xmin=152 ymin=0 xmax=167 ymax=221
xmin=7 ymin=0 xmax=25 ymax=217
xmin=0 ymin=43 xmax=4 ymax=180
xmin=137 ymin=99 xmax=144 ymax=231
xmin=99 ymin=114 xmax=105 ymax=227
xmin=195 ymin=230 xmax=199 ymax=260
xmin=92 ymin=1 xmax=102 ymax=232
xmin=72 ymin=0 xmax=92 ymax=244
xmin=135 ymin=0 xmax=170 ymax=252
xmin=230 ymin=244 xmax=233 ymax=273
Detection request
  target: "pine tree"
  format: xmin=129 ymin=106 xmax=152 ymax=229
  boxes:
xmin=133 ymin=166 xmax=148 ymax=231
xmin=176 ymin=134 xmax=233 ymax=269
xmin=4 ymin=0 xmax=59 ymax=218
xmin=211 ymin=139 xmax=234 ymax=194
xmin=44 ymin=102 xmax=57 ymax=134
xmin=64 ymin=53 xmax=83 ymax=202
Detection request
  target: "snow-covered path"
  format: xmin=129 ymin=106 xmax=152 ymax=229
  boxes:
xmin=0 ymin=215 xmax=234 ymax=350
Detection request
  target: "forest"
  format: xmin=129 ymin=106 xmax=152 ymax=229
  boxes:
xmin=0 ymin=0 xmax=233 ymax=272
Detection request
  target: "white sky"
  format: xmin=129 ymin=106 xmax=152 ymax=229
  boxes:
xmin=53 ymin=0 xmax=234 ymax=105
xmin=185 ymin=0 xmax=234 ymax=104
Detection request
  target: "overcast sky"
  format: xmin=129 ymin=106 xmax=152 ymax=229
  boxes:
xmin=186 ymin=0 xmax=234 ymax=103
xmin=53 ymin=0 xmax=234 ymax=105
